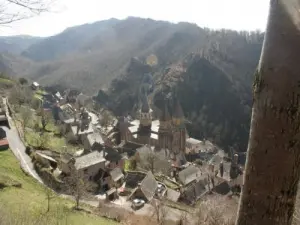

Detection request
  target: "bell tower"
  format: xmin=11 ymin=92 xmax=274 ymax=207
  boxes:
xmin=137 ymin=93 xmax=152 ymax=144
xmin=171 ymin=98 xmax=186 ymax=154
xmin=158 ymin=100 xmax=172 ymax=150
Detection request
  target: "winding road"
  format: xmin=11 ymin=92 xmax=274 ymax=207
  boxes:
xmin=2 ymin=98 xmax=42 ymax=183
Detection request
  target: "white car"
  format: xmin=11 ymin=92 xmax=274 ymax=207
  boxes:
xmin=132 ymin=198 xmax=145 ymax=210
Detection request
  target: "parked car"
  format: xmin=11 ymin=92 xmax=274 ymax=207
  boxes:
xmin=131 ymin=198 xmax=145 ymax=210
xmin=156 ymin=183 xmax=165 ymax=194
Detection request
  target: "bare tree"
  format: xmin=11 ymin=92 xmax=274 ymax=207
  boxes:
xmin=179 ymin=212 xmax=188 ymax=225
xmin=19 ymin=106 xmax=32 ymax=137
xmin=66 ymin=169 xmax=89 ymax=210
xmin=40 ymin=109 xmax=54 ymax=131
xmin=100 ymin=110 xmax=112 ymax=131
xmin=235 ymin=1 xmax=300 ymax=225
xmin=142 ymin=151 xmax=158 ymax=174
xmin=151 ymin=199 xmax=167 ymax=225
xmin=43 ymin=185 xmax=56 ymax=212
xmin=0 ymin=0 xmax=54 ymax=25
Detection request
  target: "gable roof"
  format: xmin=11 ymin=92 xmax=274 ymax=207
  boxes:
xmin=140 ymin=171 xmax=158 ymax=201
xmin=186 ymin=138 xmax=202 ymax=145
xmin=87 ymin=132 xmax=104 ymax=146
xmin=178 ymin=165 xmax=201 ymax=185
xmin=74 ymin=151 xmax=105 ymax=170
xmin=60 ymin=153 xmax=74 ymax=164
xmin=110 ymin=167 xmax=124 ymax=182
xmin=182 ymin=178 xmax=208 ymax=204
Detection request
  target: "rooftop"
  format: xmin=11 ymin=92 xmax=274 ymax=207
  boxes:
xmin=140 ymin=171 xmax=158 ymax=201
xmin=74 ymin=151 xmax=105 ymax=170
xmin=110 ymin=167 xmax=124 ymax=182
xmin=186 ymin=138 xmax=202 ymax=145
xmin=178 ymin=165 xmax=202 ymax=185
xmin=87 ymin=132 xmax=104 ymax=146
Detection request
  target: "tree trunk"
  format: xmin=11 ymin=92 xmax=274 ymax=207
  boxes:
xmin=75 ymin=197 xmax=80 ymax=210
xmin=235 ymin=1 xmax=300 ymax=225
xmin=47 ymin=196 xmax=50 ymax=212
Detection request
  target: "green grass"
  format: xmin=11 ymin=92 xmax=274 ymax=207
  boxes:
xmin=0 ymin=77 xmax=13 ymax=84
xmin=0 ymin=77 xmax=14 ymax=89
xmin=0 ymin=149 xmax=118 ymax=225
xmin=25 ymin=130 xmax=66 ymax=151
xmin=34 ymin=93 xmax=44 ymax=101
xmin=36 ymin=89 xmax=48 ymax=96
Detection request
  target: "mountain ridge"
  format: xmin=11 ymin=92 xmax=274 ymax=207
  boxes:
xmin=0 ymin=17 xmax=263 ymax=150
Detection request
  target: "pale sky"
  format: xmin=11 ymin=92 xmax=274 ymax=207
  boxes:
xmin=0 ymin=0 xmax=270 ymax=37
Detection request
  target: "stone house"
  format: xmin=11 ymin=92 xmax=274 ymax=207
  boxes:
xmin=185 ymin=138 xmax=203 ymax=154
xmin=59 ymin=153 xmax=76 ymax=175
xmin=177 ymin=165 xmax=202 ymax=186
xmin=74 ymin=151 xmax=106 ymax=180
xmin=109 ymin=167 xmax=124 ymax=188
xmin=180 ymin=177 xmax=209 ymax=205
xmin=129 ymin=171 xmax=158 ymax=202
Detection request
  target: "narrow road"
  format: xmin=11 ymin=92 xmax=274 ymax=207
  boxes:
xmin=1 ymin=99 xmax=42 ymax=183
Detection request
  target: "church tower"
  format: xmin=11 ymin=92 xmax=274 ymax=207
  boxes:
xmin=171 ymin=98 xmax=186 ymax=154
xmin=158 ymin=100 xmax=172 ymax=150
xmin=137 ymin=93 xmax=152 ymax=144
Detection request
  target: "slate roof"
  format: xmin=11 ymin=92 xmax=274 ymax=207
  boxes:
xmin=74 ymin=151 xmax=105 ymax=170
xmin=140 ymin=171 xmax=158 ymax=201
xmin=36 ymin=152 xmax=57 ymax=163
xmin=182 ymin=178 xmax=208 ymax=204
xmin=60 ymin=153 xmax=74 ymax=164
xmin=178 ymin=165 xmax=201 ymax=185
xmin=186 ymin=138 xmax=202 ymax=145
xmin=110 ymin=167 xmax=124 ymax=182
xmin=166 ymin=188 xmax=181 ymax=202
xmin=125 ymin=171 xmax=146 ymax=188
xmin=87 ymin=132 xmax=104 ymax=146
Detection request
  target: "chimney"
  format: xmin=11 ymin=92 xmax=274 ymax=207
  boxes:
xmin=234 ymin=154 xmax=238 ymax=165
xmin=103 ymin=147 xmax=106 ymax=158
xmin=219 ymin=162 xmax=224 ymax=178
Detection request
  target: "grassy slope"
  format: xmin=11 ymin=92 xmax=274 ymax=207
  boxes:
xmin=0 ymin=149 xmax=118 ymax=225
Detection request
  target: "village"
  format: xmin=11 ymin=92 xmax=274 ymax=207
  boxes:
xmin=1 ymin=80 xmax=245 ymax=223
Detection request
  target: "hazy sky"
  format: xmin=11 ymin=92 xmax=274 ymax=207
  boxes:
xmin=0 ymin=0 xmax=270 ymax=37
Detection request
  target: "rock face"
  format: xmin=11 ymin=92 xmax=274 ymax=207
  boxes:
xmin=99 ymin=52 xmax=257 ymax=151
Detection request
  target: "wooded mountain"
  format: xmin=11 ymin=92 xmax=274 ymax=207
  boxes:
xmin=0 ymin=17 xmax=264 ymax=150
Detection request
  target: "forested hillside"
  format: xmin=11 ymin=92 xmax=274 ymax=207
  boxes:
xmin=0 ymin=17 xmax=264 ymax=150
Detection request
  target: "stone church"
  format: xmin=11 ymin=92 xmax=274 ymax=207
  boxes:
xmin=116 ymin=93 xmax=187 ymax=155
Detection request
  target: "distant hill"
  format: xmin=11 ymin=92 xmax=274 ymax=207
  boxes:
xmin=0 ymin=35 xmax=43 ymax=54
xmin=0 ymin=17 xmax=264 ymax=150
